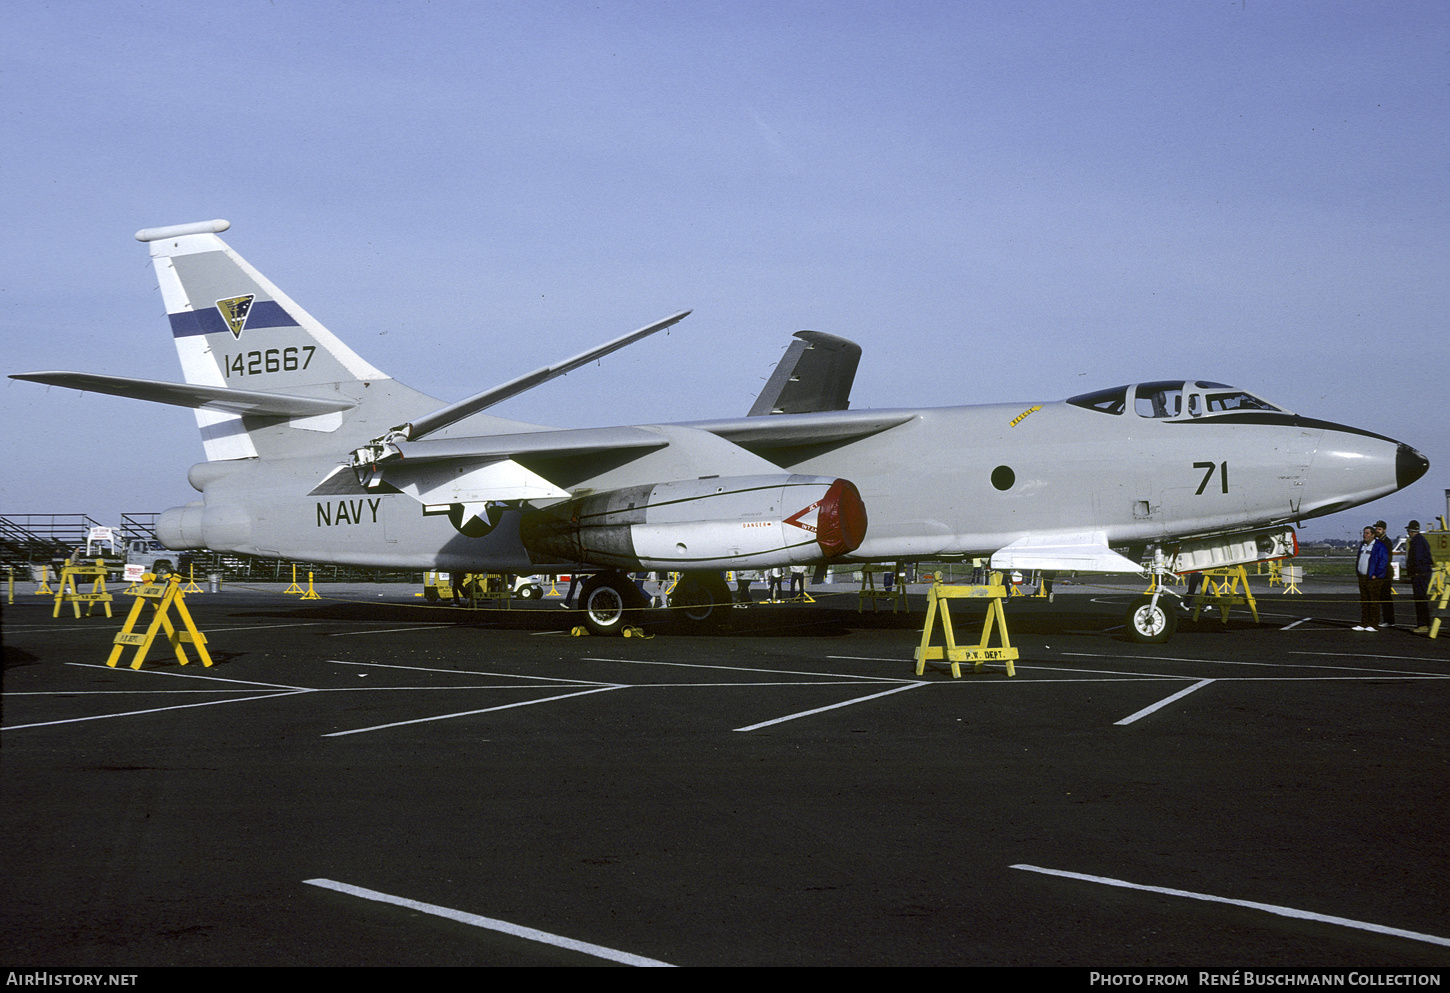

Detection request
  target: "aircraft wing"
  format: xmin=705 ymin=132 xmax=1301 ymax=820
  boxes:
xmin=384 ymin=426 xmax=670 ymax=464
xmin=688 ymin=410 xmax=916 ymax=448
xmin=402 ymin=310 xmax=691 ymax=441
xmin=8 ymin=371 xmax=357 ymax=418
xmin=989 ymin=532 xmax=1145 ymax=574
xmin=748 ymin=330 xmax=862 ymax=416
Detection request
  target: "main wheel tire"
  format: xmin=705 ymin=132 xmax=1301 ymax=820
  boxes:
xmin=1126 ymin=594 xmax=1178 ymax=644
xmin=669 ymin=572 xmax=731 ymax=631
xmin=579 ymin=573 xmax=640 ymax=636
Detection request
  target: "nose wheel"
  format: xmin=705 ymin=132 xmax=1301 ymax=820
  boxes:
xmin=1126 ymin=593 xmax=1178 ymax=644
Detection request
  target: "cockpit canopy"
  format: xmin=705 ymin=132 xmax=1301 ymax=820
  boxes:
xmin=1066 ymin=381 xmax=1288 ymax=419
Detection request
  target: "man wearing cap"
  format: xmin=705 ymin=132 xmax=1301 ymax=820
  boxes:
xmin=1373 ymin=521 xmax=1396 ymax=627
xmin=1354 ymin=525 xmax=1389 ymax=631
xmin=1405 ymin=521 xmax=1434 ymax=634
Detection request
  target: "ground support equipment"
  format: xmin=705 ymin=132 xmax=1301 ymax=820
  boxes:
xmin=914 ymin=575 xmax=1017 ymax=678
xmin=283 ymin=564 xmax=306 ymax=595
xmin=421 ymin=571 xmax=511 ymax=607
xmin=33 ymin=564 xmax=54 ymax=595
xmin=299 ymin=571 xmax=321 ymax=600
xmin=1188 ymin=565 xmax=1259 ymax=624
xmin=52 ymin=560 xmax=113 ymax=619
xmin=1429 ymin=565 xmax=1449 ymax=640
xmin=106 ymin=574 xmax=212 ymax=669
xmin=858 ymin=564 xmax=907 ymax=613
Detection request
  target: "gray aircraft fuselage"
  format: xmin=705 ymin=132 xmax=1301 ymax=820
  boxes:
xmin=165 ymin=393 xmax=1418 ymax=573
xmin=11 ymin=220 xmax=1428 ymax=598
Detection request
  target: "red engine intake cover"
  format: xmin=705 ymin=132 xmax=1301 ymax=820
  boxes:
xmin=813 ymin=478 xmax=868 ymax=558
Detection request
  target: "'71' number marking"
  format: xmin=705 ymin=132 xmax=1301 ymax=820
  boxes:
xmin=1194 ymin=460 xmax=1228 ymax=495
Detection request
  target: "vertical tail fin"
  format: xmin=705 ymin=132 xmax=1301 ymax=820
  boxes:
xmin=137 ymin=220 xmax=393 ymax=460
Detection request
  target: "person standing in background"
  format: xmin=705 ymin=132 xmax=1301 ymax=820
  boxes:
xmin=1404 ymin=521 xmax=1434 ymax=634
xmin=1354 ymin=525 xmax=1388 ymax=631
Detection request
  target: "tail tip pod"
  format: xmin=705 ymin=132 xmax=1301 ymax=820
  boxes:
xmin=135 ymin=219 xmax=231 ymax=243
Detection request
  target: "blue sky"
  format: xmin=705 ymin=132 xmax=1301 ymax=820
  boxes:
xmin=3 ymin=0 xmax=1445 ymax=542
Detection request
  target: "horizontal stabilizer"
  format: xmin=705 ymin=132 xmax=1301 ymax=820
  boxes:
xmin=749 ymin=330 xmax=862 ymax=416
xmin=9 ymin=371 xmax=357 ymax=418
xmin=990 ymin=532 xmax=1144 ymax=574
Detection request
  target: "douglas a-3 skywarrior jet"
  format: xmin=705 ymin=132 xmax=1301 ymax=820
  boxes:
xmin=12 ymin=220 xmax=1430 ymax=641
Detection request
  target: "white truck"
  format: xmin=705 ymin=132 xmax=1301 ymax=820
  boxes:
xmin=63 ymin=529 xmax=183 ymax=581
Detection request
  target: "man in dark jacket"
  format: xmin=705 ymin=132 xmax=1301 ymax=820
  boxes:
xmin=1405 ymin=521 xmax=1435 ymax=634
xmin=1374 ymin=521 xmax=1395 ymax=626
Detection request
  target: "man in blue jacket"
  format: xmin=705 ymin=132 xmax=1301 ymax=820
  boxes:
xmin=1354 ymin=525 xmax=1390 ymax=631
xmin=1405 ymin=520 xmax=1435 ymax=634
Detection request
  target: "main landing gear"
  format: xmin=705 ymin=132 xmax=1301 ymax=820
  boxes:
xmin=577 ymin=572 xmax=649 ymax=637
xmin=576 ymin=570 xmax=733 ymax=636
xmin=666 ymin=572 xmax=732 ymax=632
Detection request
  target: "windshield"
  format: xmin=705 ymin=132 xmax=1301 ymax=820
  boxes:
xmin=1068 ymin=381 xmax=1287 ymax=418
xmin=1065 ymin=385 xmax=1128 ymax=415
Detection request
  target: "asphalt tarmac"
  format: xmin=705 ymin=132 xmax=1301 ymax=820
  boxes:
xmin=3 ymin=576 xmax=1447 ymax=968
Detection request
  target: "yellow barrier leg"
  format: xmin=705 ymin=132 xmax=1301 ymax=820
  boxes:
xmin=914 ymin=591 xmax=942 ymax=676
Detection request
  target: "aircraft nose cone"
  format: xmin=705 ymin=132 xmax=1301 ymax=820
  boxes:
xmin=1396 ymin=444 xmax=1430 ymax=490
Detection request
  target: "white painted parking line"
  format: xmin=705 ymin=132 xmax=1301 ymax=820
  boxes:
xmin=734 ymin=682 xmax=927 ymax=731
xmin=1289 ymin=650 xmax=1450 ymax=665
xmin=66 ymin=662 xmax=311 ymax=691
xmin=1011 ymin=864 xmax=1450 ymax=949
xmin=586 ymin=656 xmax=914 ymax=682
xmin=304 ymin=878 xmax=674 ymax=966
xmin=327 ymin=659 xmax=612 ymax=685
xmin=322 ymin=685 xmax=626 ymax=736
xmin=1115 ymin=678 xmax=1214 ymax=725
xmin=327 ymin=624 xmax=457 ymax=636
xmin=1063 ymin=652 xmax=1448 ymax=676
xmin=2 ymin=690 xmax=311 ymax=731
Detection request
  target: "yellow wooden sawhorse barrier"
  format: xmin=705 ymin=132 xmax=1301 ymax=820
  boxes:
xmin=106 ymin=573 xmax=212 ymax=669
xmin=53 ymin=559 xmax=114 ymax=619
xmin=1188 ymin=565 xmax=1259 ymax=624
xmin=914 ymin=574 xmax=1017 ymax=678
xmin=859 ymin=564 xmax=907 ymax=613
xmin=1429 ymin=564 xmax=1449 ymax=640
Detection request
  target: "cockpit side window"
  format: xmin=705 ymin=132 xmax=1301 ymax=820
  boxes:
xmin=1196 ymin=381 xmax=1282 ymax=413
xmin=1133 ymin=381 xmax=1183 ymax=418
xmin=1065 ymin=385 xmax=1128 ymax=415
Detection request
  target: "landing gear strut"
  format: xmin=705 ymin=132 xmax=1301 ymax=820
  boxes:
xmin=1125 ymin=551 xmax=1180 ymax=644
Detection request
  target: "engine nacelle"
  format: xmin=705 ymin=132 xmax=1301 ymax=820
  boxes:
xmin=521 ymin=474 xmax=867 ymax=571
xmin=156 ymin=500 xmax=251 ymax=552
